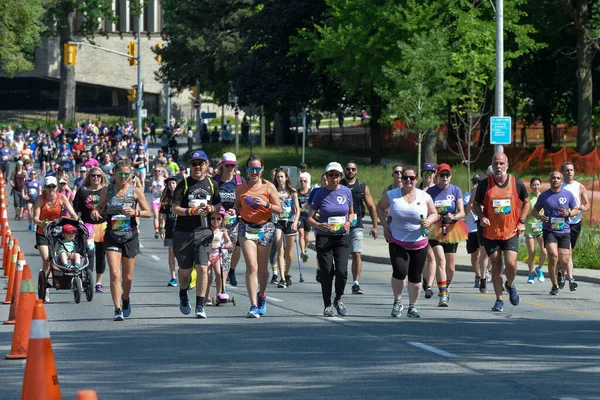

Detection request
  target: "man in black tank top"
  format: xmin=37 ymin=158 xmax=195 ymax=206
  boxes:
xmin=341 ymin=161 xmax=379 ymax=295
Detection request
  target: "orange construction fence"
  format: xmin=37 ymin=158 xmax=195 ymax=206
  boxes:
xmin=514 ymin=146 xmax=600 ymax=175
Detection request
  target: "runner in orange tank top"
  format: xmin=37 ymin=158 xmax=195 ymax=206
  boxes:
xmin=473 ymin=153 xmax=530 ymax=313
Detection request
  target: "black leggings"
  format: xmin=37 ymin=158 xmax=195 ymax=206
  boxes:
xmin=316 ymin=234 xmax=350 ymax=306
xmin=389 ymin=243 xmax=428 ymax=284
xmin=95 ymin=241 xmax=106 ymax=275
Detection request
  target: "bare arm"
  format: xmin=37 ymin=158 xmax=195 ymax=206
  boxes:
xmin=133 ymin=188 xmax=152 ymax=218
xmin=579 ymin=183 xmax=590 ymax=212
xmin=32 ymin=195 xmax=43 ymax=227
xmin=363 ymin=185 xmax=378 ymax=238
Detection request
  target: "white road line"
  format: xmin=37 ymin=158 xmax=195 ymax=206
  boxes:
xmin=315 ymin=315 xmax=347 ymax=322
xmin=266 ymin=296 xmax=283 ymax=302
xmin=150 ymin=255 xmax=160 ymax=261
xmin=139 ymin=243 xmax=144 ymax=248
xmin=559 ymin=398 xmax=581 ymax=400
xmin=407 ymin=342 xmax=456 ymax=358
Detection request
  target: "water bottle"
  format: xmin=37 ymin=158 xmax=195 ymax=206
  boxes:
xmin=420 ymin=214 xmax=429 ymax=237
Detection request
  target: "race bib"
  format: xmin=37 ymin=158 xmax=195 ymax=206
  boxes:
xmin=28 ymin=188 xmax=37 ymax=195
xmin=328 ymin=216 xmax=346 ymax=234
xmin=111 ymin=215 xmax=132 ymax=232
xmin=1 ymin=156 xmax=7 ymax=161
xmin=434 ymin=199 xmax=452 ymax=214
xmin=245 ymin=224 xmax=265 ymax=241
xmin=550 ymin=217 xmax=566 ymax=231
xmin=189 ymin=198 xmax=207 ymax=208
xmin=531 ymin=222 xmax=543 ymax=234
xmin=350 ymin=213 xmax=358 ymax=227
xmin=224 ymin=214 xmax=238 ymax=227
xmin=492 ymin=199 xmax=511 ymax=215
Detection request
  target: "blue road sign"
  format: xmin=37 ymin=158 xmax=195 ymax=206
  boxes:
xmin=490 ymin=116 xmax=512 ymax=145
xmin=201 ymin=112 xmax=217 ymax=119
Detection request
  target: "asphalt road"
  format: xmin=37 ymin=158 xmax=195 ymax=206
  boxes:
xmin=1 ymin=202 xmax=600 ymax=400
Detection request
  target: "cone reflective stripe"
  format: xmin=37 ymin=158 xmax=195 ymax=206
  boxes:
xmin=4 ymin=254 xmax=25 ymax=320
xmin=0 ymin=218 xmax=5 ymax=246
xmin=2 ymin=235 xmax=13 ymax=278
xmin=21 ymin=300 xmax=61 ymax=400
xmin=6 ymin=264 xmax=35 ymax=359
xmin=3 ymin=239 xmax=18 ymax=285
xmin=76 ymin=390 xmax=98 ymax=400
xmin=1 ymin=232 xmax=9 ymax=270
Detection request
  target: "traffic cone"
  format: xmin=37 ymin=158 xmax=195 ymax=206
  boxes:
xmin=2 ymin=238 xmax=18 ymax=286
xmin=76 ymin=390 xmax=98 ymax=400
xmin=2 ymin=234 xmax=13 ymax=278
xmin=4 ymin=261 xmax=28 ymax=325
xmin=20 ymin=300 xmax=62 ymax=400
xmin=1 ymin=232 xmax=9 ymax=271
xmin=6 ymin=264 xmax=36 ymax=359
xmin=3 ymin=249 xmax=24 ymax=305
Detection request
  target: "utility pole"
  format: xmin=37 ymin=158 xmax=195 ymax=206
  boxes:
xmin=495 ymin=0 xmax=504 ymax=154
xmin=302 ymin=110 xmax=307 ymax=163
xmin=235 ymin=107 xmax=239 ymax=154
xmin=195 ymin=78 xmax=200 ymax=134
xmin=136 ymin=13 xmax=143 ymax=140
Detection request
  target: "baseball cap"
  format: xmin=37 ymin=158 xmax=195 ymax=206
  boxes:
xmin=166 ymin=153 xmax=172 ymax=158
xmin=44 ymin=176 xmax=58 ymax=187
xmin=325 ymin=162 xmax=343 ymax=174
xmin=437 ymin=163 xmax=452 ymax=174
xmin=59 ymin=178 xmax=67 ymax=184
xmin=62 ymin=224 xmax=77 ymax=234
xmin=422 ymin=163 xmax=437 ymax=172
xmin=165 ymin=177 xmax=178 ymax=185
xmin=80 ymin=166 xmax=87 ymax=172
xmin=189 ymin=150 xmax=209 ymax=162
xmin=219 ymin=152 xmax=237 ymax=166
xmin=16 ymin=160 xmax=23 ymax=165
xmin=471 ymin=174 xmax=483 ymax=182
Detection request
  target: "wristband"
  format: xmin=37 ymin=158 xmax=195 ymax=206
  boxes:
xmin=266 ymin=202 xmax=272 ymax=210
xmin=186 ymin=207 xmax=197 ymax=216
xmin=137 ymin=210 xmax=141 ymax=217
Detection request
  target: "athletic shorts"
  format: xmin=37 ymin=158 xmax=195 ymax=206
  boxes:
xmin=429 ymin=239 xmax=458 ymax=254
xmin=477 ymin=224 xmax=485 ymax=245
xmin=349 ymin=227 xmax=364 ymax=253
xmin=543 ymin=230 xmax=571 ymax=250
xmin=276 ymin=220 xmax=297 ymax=236
xmin=35 ymin=233 xmax=49 ymax=248
xmin=164 ymin=238 xmax=173 ymax=247
xmin=173 ymin=229 xmax=212 ymax=269
xmin=151 ymin=202 xmax=161 ymax=212
xmin=298 ymin=214 xmax=312 ymax=232
xmin=466 ymin=231 xmax=479 ymax=254
xmin=238 ymin=221 xmax=275 ymax=247
xmin=104 ymin=232 xmax=140 ymax=259
xmin=569 ymin=222 xmax=582 ymax=249
xmin=483 ymin=234 xmax=519 ymax=256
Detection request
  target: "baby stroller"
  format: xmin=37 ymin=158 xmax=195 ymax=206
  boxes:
xmin=37 ymin=218 xmax=95 ymax=304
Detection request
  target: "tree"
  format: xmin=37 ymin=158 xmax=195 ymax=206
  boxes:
xmin=0 ymin=0 xmax=45 ymax=77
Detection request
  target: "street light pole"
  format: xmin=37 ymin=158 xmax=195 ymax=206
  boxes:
xmin=302 ymin=110 xmax=307 ymax=163
xmin=495 ymin=0 xmax=504 ymax=154
xmin=136 ymin=13 xmax=143 ymax=140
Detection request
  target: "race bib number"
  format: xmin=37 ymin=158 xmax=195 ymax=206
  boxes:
xmin=189 ymin=198 xmax=207 ymax=208
xmin=434 ymin=199 xmax=452 ymax=214
xmin=280 ymin=199 xmax=292 ymax=220
xmin=28 ymin=188 xmax=37 ymax=195
xmin=328 ymin=216 xmax=346 ymax=234
xmin=111 ymin=215 xmax=132 ymax=232
xmin=492 ymin=199 xmax=511 ymax=215
xmin=350 ymin=213 xmax=358 ymax=227
xmin=531 ymin=222 xmax=543 ymax=234
xmin=1 ymin=156 xmax=7 ymax=161
xmin=550 ymin=217 xmax=566 ymax=231
xmin=224 ymin=214 xmax=238 ymax=227
xmin=245 ymin=224 xmax=265 ymax=241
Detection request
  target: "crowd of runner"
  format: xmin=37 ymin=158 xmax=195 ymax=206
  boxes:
xmin=0 ymin=121 xmax=589 ymax=320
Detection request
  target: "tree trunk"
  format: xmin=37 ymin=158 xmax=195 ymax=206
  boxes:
xmin=368 ymin=92 xmax=383 ymax=164
xmin=541 ymin=108 xmax=553 ymax=150
xmin=58 ymin=10 xmax=76 ymax=123
xmin=421 ymin=129 xmax=437 ymax=165
xmin=576 ymin=0 xmax=593 ymax=155
xmin=273 ymin=109 xmax=290 ymax=145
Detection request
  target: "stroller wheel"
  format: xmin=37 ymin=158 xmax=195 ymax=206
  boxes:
xmin=73 ymin=277 xmax=82 ymax=304
xmin=84 ymin=269 xmax=95 ymax=302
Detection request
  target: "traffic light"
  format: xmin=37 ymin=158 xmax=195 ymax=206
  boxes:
xmin=127 ymin=89 xmax=136 ymax=103
xmin=63 ymin=44 xmax=77 ymax=66
xmin=192 ymin=85 xmax=198 ymax=99
xmin=154 ymin=42 xmax=163 ymax=63
xmin=127 ymin=41 xmax=137 ymax=66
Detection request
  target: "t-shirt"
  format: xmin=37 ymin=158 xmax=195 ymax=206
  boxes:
xmin=387 ymin=188 xmax=432 ymax=244
xmin=0 ymin=146 xmax=12 ymax=162
xmin=73 ymin=187 xmax=104 ymax=224
xmin=24 ymin=179 xmax=42 ymax=201
xmin=218 ymin=175 xmax=245 ymax=211
xmin=534 ymin=188 xmax=577 ymax=233
xmin=100 ymin=162 xmax=114 ymax=176
xmin=58 ymin=150 xmax=73 ymax=169
xmin=159 ymin=199 xmax=177 ymax=239
xmin=74 ymin=176 xmax=84 ymax=190
xmin=463 ymin=191 xmax=478 ymax=233
xmin=427 ymin=184 xmax=463 ymax=215
xmin=310 ymin=186 xmax=352 ymax=236
xmin=173 ymin=176 xmax=221 ymax=232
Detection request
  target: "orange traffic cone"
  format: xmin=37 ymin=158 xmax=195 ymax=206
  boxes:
xmin=0 ymin=223 xmax=5 ymax=251
xmin=76 ymin=390 xmax=98 ymax=400
xmin=1 ymin=232 xmax=9 ymax=271
xmin=3 ymin=243 xmax=21 ymax=304
xmin=2 ymin=234 xmax=13 ymax=278
xmin=3 ymin=250 xmax=24 ymax=307
xmin=21 ymin=300 xmax=61 ymax=400
xmin=3 ymin=238 xmax=18 ymax=287
xmin=6 ymin=264 xmax=36 ymax=359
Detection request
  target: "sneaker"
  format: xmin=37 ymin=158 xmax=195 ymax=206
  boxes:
xmin=424 ymin=286 xmax=434 ymax=299
xmin=95 ymin=283 xmax=105 ymax=293
xmin=247 ymin=305 xmax=260 ymax=318
xmin=195 ymin=305 xmax=207 ymax=319
xmin=504 ymin=281 xmax=520 ymax=306
xmin=229 ymin=270 xmax=238 ymax=287
xmin=569 ymin=279 xmax=578 ymax=291
xmin=474 ymin=276 xmax=481 ymax=288
xmin=154 ymin=231 xmax=159 ymax=239
xmin=179 ymin=291 xmax=192 ymax=315
xmin=301 ymin=252 xmax=308 ymax=262
xmin=271 ymin=274 xmax=279 ymax=284
xmin=558 ymin=271 xmax=565 ymax=289
xmin=277 ymin=278 xmax=287 ymax=288
xmin=44 ymin=288 xmax=50 ymax=303
xmin=479 ymin=279 xmax=488 ymax=294
xmin=535 ymin=267 xmax=545 ymax=283
xmin=407 ymin=305 xmax=421 ymax=318
xmin=492 ymin=300 xmax=504 ymax=312
xmin=168 ymin=278 xmax=178 ymax=287
xmin=122 ymin=296 xmax=131 ymax=318
xmin=323 ymin=305 xmax=335 ymax=317
xmin=438 ymin=294 xmax=449 ymax=307
xmin=334 ymin=300 xmax=347 ymax=316
xmin=205 ymin=298 xmax=213 ymax=306
xmin=114 ymin=308 xmax=124 ymax=321
xmin=316 ymin=270 xmax=321 ymax=283
xmin=527 ymin=274 xmax=535 ymax=284
xmin=257 ymin=296 xmax=267 ymax=316
xmin=285 ymin=275 xmax=292 ymax=288
xmin=391 ymin=301 xmax=403 ymax=317
xmin=351 ymin=283 xmax=363 ymax=295
xmin=550 ymin=285 xmax=559 ymax=296
xmin=485 ymin=269 xmax=492 ymax=283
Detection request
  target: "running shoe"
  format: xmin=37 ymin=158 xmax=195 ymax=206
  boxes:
xmin=195 ymin=305 xmax=207 ymax=319
xmin=114 ymin=308 xmax=124 ymax=321
xmin=205 ymin=298 xmax=212 ymax=306
xmin=391 ymin=301 xmax=403 ymax=318
xmin=257 ymin=295 xmax=267 ymax=316
xmin=492 ymin=300 xmax=504 ymax=312
xmin=407 ymin=305 xmax=421 ymax=318
xmin=247 ymin=305 xmax=260 ymax=318
xmin=285 ymin=275 xmax=292 ymax=288
xmin=438 ymin=294 xmax=449 ymax=307
xmin=479 ymin=279 xmax=488 ymax=294
xmin=271 ymin=274 xmax=279 ymax=284
xmin=334 ymin=300 xmax=347 ymax=316
xmin=558 ymin=271 xmax=565 ymax=289
xmin=167 ymin=278 xmax=178 ymax=287
xmin=122 ymin=296 xmax=131 ymax=318
xmin=316 ymin=270 xmax=321 ymax=283
xmin=44 ymin=288 xmax=50 ymax=303
xmin=351 ymin=283 xmax=363 ymax=295
xmin=154 ymin=231 xmax=159 ymax=239
xmin=549 ymin=285 xmax=559 ymax=296
xmin=301 ymin=252 xmax=308 ymax=263
xmin=277 ymin=278 xmax=286 ymax=288
xmin=179 ymin=290 xmax=192 ymax=315
xmin=569 ymin=279 xmax=578 ymax=291
xmin=229 ymin=270 xmax=238 ymax=287
xmin=535 ymin=267 xmax=545 ymax=283
xmin=504 ymin=281 xmax=520 ymax=306
xmin=424 ymin=286 xmax=434 ymax=299
xmin=485 ymin=269 xmax=492 ymax=283
xmin=527 ymin=274 xmax=535 ymax=284
xmin=323 ymin=305 xmax=335 ymax=317
xmin=95 ymin=283 xmax=105 ymax=293
xmin=474 ymin=276 xmax=481 ymax=288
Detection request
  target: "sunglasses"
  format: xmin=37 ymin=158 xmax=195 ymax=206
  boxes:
xmin=393 ymin=170 xmax=403 ymax=175
xmin=90 ymin=174 xmax=102 ymax=178
xmin=327 ymin=173 xmax=341 ymax=178
xmin=224 ymin=164 xmax=235 ymax=168
xmin=248 ymin=167 xmax=262 ymax=174
xmin=300 ymin=179 xmax=308 ymax=182
xmin=438 ymin=173 xmax=451 ymax=178
xmin=402 ymin=176 xmax=417 ymax=182
xmin=345 ymin=167 xmax=356 ymax=172
xmin=190 ymin=161 xmax=205 ymax=167
xmin=211 ymin=217 xmax=222 ymax=221
xmin=116 ymin=172 xmax=131 ymax=178
xmin=46 ymin=185 xmax=57 ymax=189
xmin=422 ymin=171 xmax=434 ymax=176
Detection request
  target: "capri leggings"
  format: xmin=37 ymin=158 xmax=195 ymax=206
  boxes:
xmin=389 ymin=242 xmax=428 ymax=283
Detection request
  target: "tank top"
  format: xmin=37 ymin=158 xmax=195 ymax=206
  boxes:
xmin=105 ymin=184 xmax=137 ymax=232
xmin=239 ymin=181 xmax=272 ymax=224
xmin=36 ymin=194 xmax=63 ymax=235
xmin=297 ymin=188 xmax=311 ymax=217
xmin=482 ymin=175 xmax=521 ymax=241
xmin=562 ymin=181 xmax=582 ymax=224
xmin=210 ymin=228 xmax=224 ymax=257
xmin=278 ymin=189 xmax=294 ymax=221
xmin=151 ymin=179 xmax=165 ymax=204
xmin=525 ymin=193 xmax=543 ymax=236
xmin=14 ymin=173 xmax=25 ymax=191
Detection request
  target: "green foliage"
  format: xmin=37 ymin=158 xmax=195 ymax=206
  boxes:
xmin=0 ymin=0 xmax=45 ymax=76
xmin=44 ymin=0 xmax=117 ymax=41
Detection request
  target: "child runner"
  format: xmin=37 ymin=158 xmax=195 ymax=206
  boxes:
xmin=205 ymin=207 xmax=232 ymax=303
